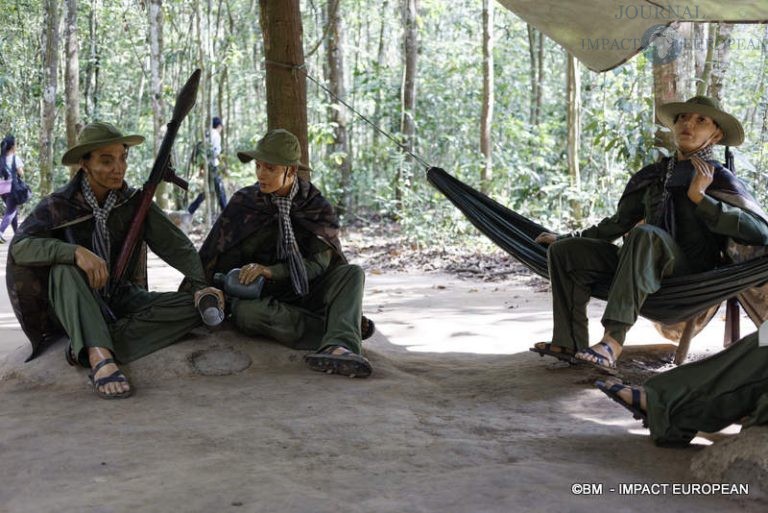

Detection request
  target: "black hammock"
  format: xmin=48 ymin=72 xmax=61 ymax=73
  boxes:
xmin=427 ymin=166 xmax=768 ymax=326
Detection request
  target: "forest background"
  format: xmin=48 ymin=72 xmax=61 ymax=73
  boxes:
xmin=1 ymin=0 xmax=767 ymax=246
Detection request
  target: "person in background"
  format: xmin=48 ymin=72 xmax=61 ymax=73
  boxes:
xmin=0 ymin=135 xmax=26 ymax=243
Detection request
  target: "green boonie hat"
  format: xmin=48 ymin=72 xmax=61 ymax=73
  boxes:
xmin=657 ymin=96 xmax=744 ymax=147
xmin=61 ymin=121 xmax=145 ymax=165
xmin=237 ymin=128 xmax=301 ymax=166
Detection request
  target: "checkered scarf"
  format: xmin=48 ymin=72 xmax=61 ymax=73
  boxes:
xmin=81 ymin=177 xmax=119 ymax=294
xmin=272 ymin=178 xmax=309 ymax=296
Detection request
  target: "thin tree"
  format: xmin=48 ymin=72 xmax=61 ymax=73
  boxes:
xmin=324 ymin=0 xmax=352 ymax=211
xmin=148 ymin=0 xmax=170 ymax=209
xmin=397 ymin=0 xmax=418 ymax=205
xmin=64 ymin=0 xmax=80 ymax=178
xmin=259 ymin=0 xmax=310 ymax=178
xmin=39 ymin=0 xmax=61 ymax=195
xmin=566 ymin=53 xmax=581 ymax=221
xmin=479 ymin=0 xmax=493 ymax=194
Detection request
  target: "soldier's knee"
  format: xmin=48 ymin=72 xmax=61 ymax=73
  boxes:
xmin=49 ymin=264 xmax=84 ymax=284
xmin=626 ymin=223 xmax=664 ymax=242
xmin=548 ymin=237 xmax=578 ymax=261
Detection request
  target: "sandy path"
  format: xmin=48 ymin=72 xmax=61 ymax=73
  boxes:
xmin=0 ymin=242 xmax=759 ymax=513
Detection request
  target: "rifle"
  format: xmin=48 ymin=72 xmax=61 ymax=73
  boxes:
xmin=110 ymin=69 xmax=201 ymax=296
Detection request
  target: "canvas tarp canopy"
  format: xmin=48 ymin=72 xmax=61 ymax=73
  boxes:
xmin=496 ymin=0 xmax=768 ymax=72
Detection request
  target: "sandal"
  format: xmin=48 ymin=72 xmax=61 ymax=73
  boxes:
xmin=529 ymin=342 xmax=577 ymax=363
xmin=574 ymin=341 xmax=618 ymax=374
xmin=595 ymin=380 xmax=648 ymax=427
xmin=361 ymin=315 xmax=376 ymax=340
xmin=88 ymin=358 xmax=133 ymax=399
xmin=304 ymin=345 xmax=373 ymax=378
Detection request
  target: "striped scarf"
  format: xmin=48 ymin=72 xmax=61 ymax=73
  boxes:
xmin=81 ymin=177 xmax=119 ymax=294
xmin=272 ymin=178 xmax=309 ymax=296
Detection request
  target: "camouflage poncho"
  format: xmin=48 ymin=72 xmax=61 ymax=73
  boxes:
xmin=6 ymin=171 xmax=143 ymax=360
xmin=198 ymin=178 xmax=346 ymax=282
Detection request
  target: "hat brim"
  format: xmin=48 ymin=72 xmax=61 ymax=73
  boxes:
xmin=657 ymin=103 xmax=744 ymax=146
xmin=61 ymin=135 xmax=145 ymax=165
xmin=237 ymin=149 xmax=300 ymax=167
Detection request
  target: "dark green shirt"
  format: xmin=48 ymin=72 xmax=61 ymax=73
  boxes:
xmin=573 ymin=165 xmax=768 ymax=273
xmin=11 ymin=202 xmax=207 ymax=289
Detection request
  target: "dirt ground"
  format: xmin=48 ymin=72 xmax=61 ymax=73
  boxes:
xmin=0 ymin=232 xmax=762 ymax=513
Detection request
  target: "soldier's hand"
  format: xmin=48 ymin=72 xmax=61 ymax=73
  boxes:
xmin=534 ymin=232 xmax=558 ymax=245
xmin=688 ymin=156 xmax=715 ymax=204
xmin=194 ymin=286 xmax=225 ymax=309
xmin=74 ymin=246 xmax=109 ymax=289
xmin=239 ymin=263 xmax=272 ymax=285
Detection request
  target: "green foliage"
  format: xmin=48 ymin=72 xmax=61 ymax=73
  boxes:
xmin=2 ymin=2 xmax=768 ymax=247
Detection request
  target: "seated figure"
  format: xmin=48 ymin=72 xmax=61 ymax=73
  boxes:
xmin=532 ymin=96 xmax=768 ymax=372
xmin=198 ymin=129 xmax=374 ymax=378
xmin=7 ymin=122 xmax=222 ymax=399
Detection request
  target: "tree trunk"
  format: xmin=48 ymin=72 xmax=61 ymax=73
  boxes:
xmin=39 ymin=0 xmax=61 ymax=196
xmin=324 ymin=0 xmax=352 ymax=212
xmin=527 ymin=25 xmax=539 ymax=125
xmin=566 ymin=53 xmax=581 ymax=220
xmin=195 ymin=0 xmax=214 ymax=226
xmin=149 ymin=0 xmax=170 ymax=209
xmin=479 ymin=0 xmax=494 ymax=194
xmin=64 ymin=0 xmax=80 ymax=178
xmin=535 ymin=31 xmax=544 ymax=124
xmin=371 ymin=0 xmax=389 ymax=146
xmin=653 ymin=23 xmax=693 ymax=152
xmin=85 ymin=0 xmax=99 ymax=119
xmin=397 ymin=0 xmax=418 ymax=205
xmin=697 ymin=24 xmax=716 ymax=96
xmin=259 ymin=0 xmax=309 ymax=179
xmin=708 ymin=23 xmax=735 ymax=102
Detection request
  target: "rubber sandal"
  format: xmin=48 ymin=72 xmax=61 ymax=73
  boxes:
xmin=575 ymin=342 xmax=618 ymax=374
xmin=595 ymin=380 xmax=648 ymax=427
xmin=304 ymin=345 xmax=373 ymax=378
xmin=88 ymin=358 xmax=133 ymax=399
xmin=361 ymin=316 xmax=376 ymax=341
xmin=529 ymin=342 xmax=578 ymax=363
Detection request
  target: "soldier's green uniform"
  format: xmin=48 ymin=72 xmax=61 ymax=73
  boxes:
xmin=548 ymin=97 xmax=768 ymax=353
xmin=643 ymin=331 xmax=768 ymax=445
xmin=549 ymin=159 xmax=768 ymax=350
xmin=6 ymin=122 xmax=207 ymax=368
xmin=208 ymin=219 xmax=365 ymax=354
xmin=198 ymin=129 xmax=371 ymax=377
xmin=10 ymin=184 xmax=206 ymax=365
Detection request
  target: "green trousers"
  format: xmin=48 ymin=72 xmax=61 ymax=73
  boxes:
xmin=645 ymin=331 xmax=768 ymax=445
xmin=49 ymin=264 xmax=201 ymax=366
xmin=231 ymin=264 xmax=365 ymax=354
xmin=548 ymin=225 xmax=690 ymax=350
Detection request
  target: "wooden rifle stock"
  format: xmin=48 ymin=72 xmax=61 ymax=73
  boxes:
xmin=110 ymin=69 xmax=201 ymax=295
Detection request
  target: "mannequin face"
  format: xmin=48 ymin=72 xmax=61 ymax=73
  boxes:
xmin=673 ymin=112 xmax=723 ymax=155
xmin=255 ymin=160 xmax=296 ymax=196
xmin=80 ymin=143 xmax=128 ymax=200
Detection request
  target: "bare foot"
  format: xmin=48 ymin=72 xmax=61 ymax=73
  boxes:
xmin=88 ymin=347 xmax=131 ymax=397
